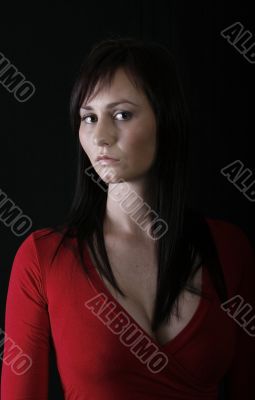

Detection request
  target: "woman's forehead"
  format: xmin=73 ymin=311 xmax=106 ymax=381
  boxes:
xmin=82 ymin=70 xmax=145 ymax=108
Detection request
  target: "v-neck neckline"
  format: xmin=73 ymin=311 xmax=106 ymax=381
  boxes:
xmin=83 ymin=242 xmax=212 ymax=353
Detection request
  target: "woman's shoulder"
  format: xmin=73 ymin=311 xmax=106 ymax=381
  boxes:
xmin=18 ymin=226 xmax=66 ymax=253
xmin=204 ymin=216 xmax=255 ymax=295
xmin=204 ymin=216 xmax=254 ymax=258
xmin=185 ymin=209 xmax=254 ymax=261
xmin=14 ymin=226 xmax=78 ymax=272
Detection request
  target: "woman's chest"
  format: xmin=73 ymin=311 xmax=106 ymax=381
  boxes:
xmin=88 ymin=238 xmax=202 ymax=347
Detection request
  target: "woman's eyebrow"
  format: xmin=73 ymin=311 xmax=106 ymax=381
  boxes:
xmin=80 ymin=99 xmax=139 ymax=110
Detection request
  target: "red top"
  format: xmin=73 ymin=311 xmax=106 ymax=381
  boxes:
xmin=1 ymin=218 xmax=255 ymax=399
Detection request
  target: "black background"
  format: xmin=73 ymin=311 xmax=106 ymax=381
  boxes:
xmin=0 ymin=1 xmax=254 ymax=398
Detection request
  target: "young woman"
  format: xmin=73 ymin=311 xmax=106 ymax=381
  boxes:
xmin=1 ymin=37 xmax=255 ymax=400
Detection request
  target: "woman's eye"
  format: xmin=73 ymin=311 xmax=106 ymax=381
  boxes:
xmin=114 ymin=111 xmax=132 ymax=121
xmin=80 ymin=115 xmax=95 ymax=123
xmin=80 ymin=111 xmax=132 ymax=124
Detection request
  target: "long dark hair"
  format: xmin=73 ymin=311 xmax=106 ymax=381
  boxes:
xmin=41 ymin=36 xmax=228 ymax=331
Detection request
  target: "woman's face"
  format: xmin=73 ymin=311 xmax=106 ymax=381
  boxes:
xmin=79 ymin=67 xmax=157 ymax=184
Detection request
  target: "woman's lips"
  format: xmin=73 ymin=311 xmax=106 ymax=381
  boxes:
xmin=97 ymin=158 xmax=120 ymax=165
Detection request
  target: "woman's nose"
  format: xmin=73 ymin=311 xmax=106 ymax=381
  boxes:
xmin=93 ymin=117 xmax=117 ymax=145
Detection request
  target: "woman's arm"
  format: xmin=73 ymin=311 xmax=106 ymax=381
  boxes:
xmin=1 ymin=233 xmax=50 ymax=399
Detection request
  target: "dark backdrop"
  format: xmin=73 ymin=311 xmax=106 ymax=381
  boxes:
xmin=0 ymin=1 xmax=254 ymax=398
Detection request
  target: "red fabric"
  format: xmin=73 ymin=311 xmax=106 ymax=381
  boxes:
xmin=1 ymin=218 xmax=255 ymax=399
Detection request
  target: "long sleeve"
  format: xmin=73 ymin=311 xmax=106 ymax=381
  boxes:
xmin=223 ymin=226 xmax=255 ymax=399
xmin=1 ymin=233 xmax=50 ymax=400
